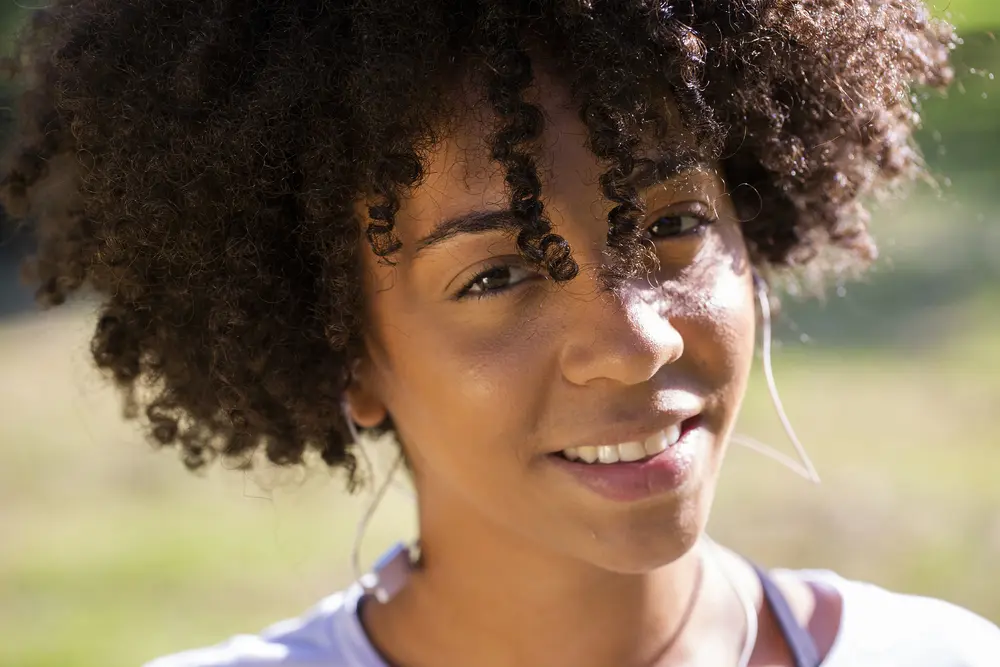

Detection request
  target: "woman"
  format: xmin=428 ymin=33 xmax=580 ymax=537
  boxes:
xmin=2 ymin=1 xmax=997 ymax=665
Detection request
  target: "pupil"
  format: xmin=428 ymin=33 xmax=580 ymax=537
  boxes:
xmin=481 ymin=267 xmax=510 ymax=289
xmin=650 ymin=216 xmax=681 ymax=238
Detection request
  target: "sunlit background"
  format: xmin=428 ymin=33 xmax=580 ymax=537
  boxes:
xmin=2 ymin=2 xmax=999 ymax=666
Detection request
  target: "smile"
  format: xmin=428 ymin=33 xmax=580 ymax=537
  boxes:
xmin=558 ymin=424 xmax=682 ymax=464
xmin=548 ymin=418 xmax=704 ymax=502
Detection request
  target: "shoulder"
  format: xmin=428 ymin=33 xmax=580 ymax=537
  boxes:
xmin=788 ymin=569 xmax=1000 ymax=667
xmin=142 ymin=585 xmax=378 ymax=667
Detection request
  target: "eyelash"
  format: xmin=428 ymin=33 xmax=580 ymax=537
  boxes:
xmin=455 ymin=206 xmax=716 ymax=301
xmin=455 ymin=262 xmax=537 ymax=301
xmin=644 ymin=206 xmax=716 ymax=240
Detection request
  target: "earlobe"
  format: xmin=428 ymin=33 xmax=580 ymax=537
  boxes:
xmin=343 ymin=360 xmax=389 ymax=429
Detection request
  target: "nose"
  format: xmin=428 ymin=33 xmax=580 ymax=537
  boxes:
xmin=558 ymin=281 xmax=684 ymax=387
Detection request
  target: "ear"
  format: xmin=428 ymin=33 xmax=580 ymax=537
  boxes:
xmin=343 ymin=357 xmax=389 ymax=429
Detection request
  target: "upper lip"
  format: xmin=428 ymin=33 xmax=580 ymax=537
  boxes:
xmin=547 ymin=409 xmax=702 ymax=454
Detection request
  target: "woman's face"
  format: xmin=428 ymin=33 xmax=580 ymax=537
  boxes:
xmin=350 ymin=75 xmax=755 ymax=574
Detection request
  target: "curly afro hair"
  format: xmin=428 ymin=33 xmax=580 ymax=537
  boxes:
xmin=0 ymin=0 xmax=953 ymax=482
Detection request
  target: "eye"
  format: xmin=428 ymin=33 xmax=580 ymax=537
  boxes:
xmin=646 ymin=212 xmax=713 ymax=240
xmin=457 ymin=263 xmax=537 ymax=300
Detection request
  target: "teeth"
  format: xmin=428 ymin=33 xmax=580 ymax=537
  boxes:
xmin=560 ymin=425 xmax=684 ymax=464
xmin=643 ymin=431 xmax=668 ymax=457
xmin=618 ymin=441 xmax=647 ymax=462
xmin=597 ymin=445 xmax=620 ymax=464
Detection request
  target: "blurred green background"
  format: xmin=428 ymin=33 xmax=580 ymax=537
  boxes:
xmin=1 ymin=2 xmax=998 ymax=666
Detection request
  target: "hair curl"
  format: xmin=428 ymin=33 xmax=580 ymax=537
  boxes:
xmin=0 ymin=0 xmax=953 ymax=482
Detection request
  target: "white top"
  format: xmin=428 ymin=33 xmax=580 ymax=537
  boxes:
xmin=145 ymin=569 xmax=1000 ymax=666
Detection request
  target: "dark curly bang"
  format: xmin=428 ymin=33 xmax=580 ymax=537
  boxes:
xmin=0 ymin=0 xmax=953 ymax=481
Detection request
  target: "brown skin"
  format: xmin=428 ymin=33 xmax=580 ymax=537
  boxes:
xmin=347 ymin=74 xmax=838 ymax=666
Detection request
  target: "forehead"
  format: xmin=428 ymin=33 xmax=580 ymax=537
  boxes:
xmin=392 ymin=68 xmax=702 ymax=249
xmin=407 ymin=87 xmax=590 ymax=229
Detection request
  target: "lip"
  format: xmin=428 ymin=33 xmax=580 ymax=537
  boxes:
xmin=545 ymin=408 xmax=702 ymax=455
xmin=547 ymin=417 xmax=704 ymax=502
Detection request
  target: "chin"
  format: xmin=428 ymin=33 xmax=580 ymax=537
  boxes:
xmin=535 ymin=434 xmax=723 ymax=573
xmin=573 ymin=492 xmax=712 ymax=575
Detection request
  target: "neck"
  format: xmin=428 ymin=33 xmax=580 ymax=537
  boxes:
xmin=363 ymin=497 xmax=747 ymax=667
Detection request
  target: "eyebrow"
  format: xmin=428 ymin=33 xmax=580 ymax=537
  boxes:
xmin=624 ymin=155 xmax=699 ymax=191
xmin=411 ymin=156 xmax=707 ymax=256
xmin=413 ymin=210 xmax=520 ymax=256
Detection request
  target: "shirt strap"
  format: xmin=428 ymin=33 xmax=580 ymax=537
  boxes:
xmin=753 ymin=563 xmax=822 ymax=667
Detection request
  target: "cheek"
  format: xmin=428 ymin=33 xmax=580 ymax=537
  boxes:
xmin=368 ymin=298 xmax=548 ymax=463
xmin=667 ymin=239 xmax=755 ymax=397
xmin=702 ymin=268 xmax=755 ymax=379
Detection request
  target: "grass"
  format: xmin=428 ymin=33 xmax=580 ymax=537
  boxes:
xmin=0 ymin=307 xmax=417 ymax=666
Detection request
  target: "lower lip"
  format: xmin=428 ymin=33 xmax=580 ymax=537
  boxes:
xmin=548 ymin=420 xmax=703 ymax=502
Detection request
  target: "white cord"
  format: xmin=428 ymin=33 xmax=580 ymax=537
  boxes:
xmin=730 ymin=433 xmax=817 ymax=482
xmin=351 ymin=450 xmax=406 ymax=586
xmin=342 ymin=402 xmax=415 ymax=584
xmin=749 ymin=277 xmax=822 ymax=484
xmin=704 ymin=536 xmax=759 ymax=667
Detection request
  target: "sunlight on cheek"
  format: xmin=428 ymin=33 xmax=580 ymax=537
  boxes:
xmin=706 ymin=267 xmax=753 ymax=318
